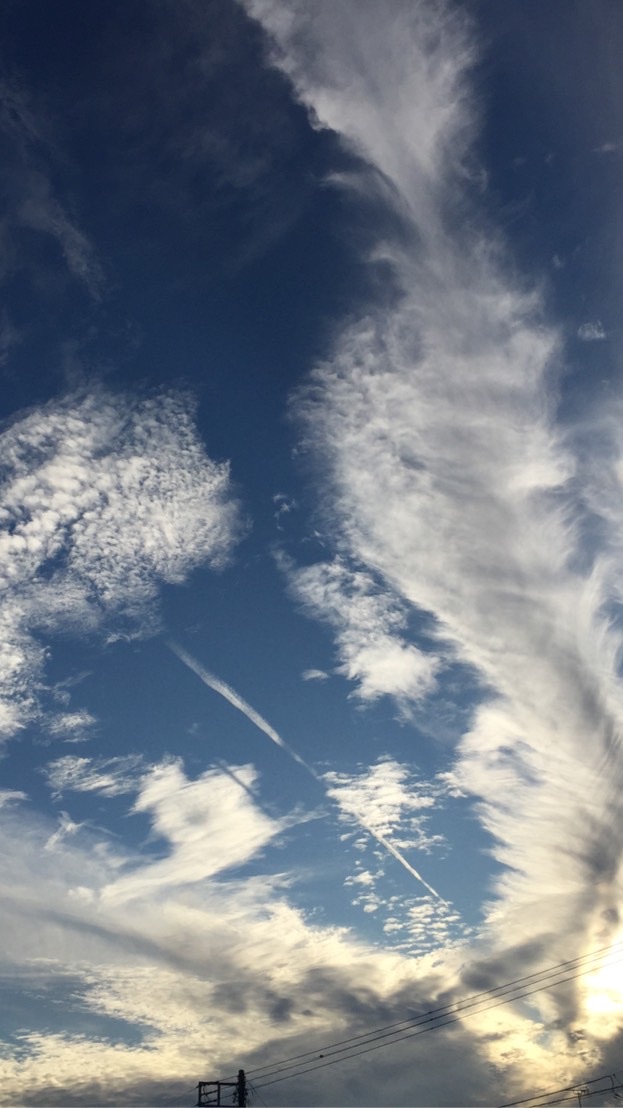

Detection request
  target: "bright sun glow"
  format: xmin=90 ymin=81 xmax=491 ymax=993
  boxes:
xmin=582 ymin=937 xmax=623 ymax=1034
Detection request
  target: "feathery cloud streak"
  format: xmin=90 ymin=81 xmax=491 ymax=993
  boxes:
xmin=0 ymin=78 xmax=105 ymax=298
xmin=246 ymin=0 xmax=623 ymax=1042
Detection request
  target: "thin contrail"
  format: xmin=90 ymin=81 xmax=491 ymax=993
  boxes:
xmin=168 ymin=641 xmax=312 ymax=773
xmin=168 ymin=640 xmax=444 ymax=901
xmin=358 ymin=823 xmax=443 ymax=901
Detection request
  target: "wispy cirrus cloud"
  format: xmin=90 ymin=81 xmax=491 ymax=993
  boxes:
xmin=0 ymin=387 xmax=242 ymax=740
xmin=301 ymin=667 xmax=329 ymax=682
xmin=246 ymin=0 xmax=623 ymax=1071
xmin=0 ymin=788 xmax=27 ymax=808
xmin=46 ymin=710 xmax=98 ymax=742
xmin=44 ymin=810 xmax=86 ymax=851
xmin=577 ymin=320 xmax=607 ymax=341
xmin=44 ymin=754 xmax=145 ymax=799
xmin=0 ymin=78 xmax=105 ymax=299
xmin=243 ymin=0 xmax=476 ymax=221
xmin=103 ymin=760 xmax=287 ymax=903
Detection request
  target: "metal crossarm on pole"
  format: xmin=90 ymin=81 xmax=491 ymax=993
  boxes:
xmin=196 ymin=1070 xmax=247 ymax=1107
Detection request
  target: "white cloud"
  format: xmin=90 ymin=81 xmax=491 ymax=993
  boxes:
xmin=273 ymin=492 xmax=297 ymax=529
xmin=46 ymin=709 xmax=97 ymax=741
xmin=0 ymin=387 xmax=242 ymax=740
xmin=0 ymin=788 xmax=27 ymax=808
xmin=283 ymin=556 xmax=439 ymax=705
xmin=324 ymin=759 xmax=444 ymax=852
xmin=170 ymin=642 xmax=443 ymax=899
xmin=577 ymin=320 xmax=607 ymax=341
xmin=244 ymin=0 xmax=477 ymax=225
xmin=0 ymin=768 xmax=423 ymax=1102
xmin=326 ymin=759 xmax=462 ymax=952
xmin=18 ymin=173 xmax=105 ymax=299
xmin=44 ymin=810 xmax=85 ymax=851
xmin=389 ymin=895 xmax=467 ymax=954
xmin=102 ymin=760 xmax=287 ymax=904
xmin=0 ymin=761 xmax=582 ymax=1107
xmin=247 ymin=0 xmax=623 ymax=1060
xmin=44 ymin=754 xmax=145 ymax=798
xmin=301 ymin=667 xmax=329 ymax=682
xmin=2 ymin=4 xmax=619 ymax=1102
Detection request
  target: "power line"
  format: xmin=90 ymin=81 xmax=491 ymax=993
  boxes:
xmin=254 ymin=956 xmax=623 ymax=1091
xmin=251 ymin=945 xmax=623 ymax=1091
xmin=243 ymin=939 xmax=623 ymax=1083
xmin=248 ymin=1080 xmax=268 ymax=1107
xmin=499 ymin=1071 xmax=623 ymax=1107
xmin=514 ymin=1083 xmax=623 ymax=1108
xmin=527 ymin=1091 xmax=622 ymax=1108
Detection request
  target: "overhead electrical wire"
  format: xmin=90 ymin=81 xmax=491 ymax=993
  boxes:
xmin=514 ymin=1089 xmax=623 ymax=1108
xmin=499 ymin=1070 xmax=623 ymax=1108
xmin=239 ymin=940 xmax=623 ymax=1092
xmin=542 ymin=1092 xmax=623 ymax=1108
xmin=253 ymin=953 xmax=623 ymax=1092
xmin=248 ymin=1080 xmax=268 ymax=1107
xmin=244 ymin=939 xmax=623 ymax=1079
xmin=502 ymin=1081 xmax=623 ymax=1108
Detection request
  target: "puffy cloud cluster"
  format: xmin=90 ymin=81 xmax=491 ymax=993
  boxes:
xmin=324 ymin=759 xmax=444 ymax=852
xmin=326 ymin=759 xmax=466 ymax=954
xmin=0 ymin=387 xmax=242 ymax=739
xmin=284 ymin=556 xmax=439 ymax=704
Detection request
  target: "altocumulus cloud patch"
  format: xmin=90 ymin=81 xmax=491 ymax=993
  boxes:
xmin=0 ymin=387 xmax=242 ymax=739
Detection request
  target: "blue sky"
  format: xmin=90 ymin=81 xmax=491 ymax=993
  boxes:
xmin=1 ymin=1 xmax=623 ymax=1105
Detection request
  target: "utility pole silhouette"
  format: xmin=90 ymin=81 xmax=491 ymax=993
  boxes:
xmin=196 ymin=1069 xmax=247 ymax=1107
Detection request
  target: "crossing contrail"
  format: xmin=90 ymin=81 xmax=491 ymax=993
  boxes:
xmin=168 ymin=640 xmax=444 ymax=901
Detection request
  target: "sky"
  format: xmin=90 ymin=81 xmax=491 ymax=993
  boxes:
xmin=1 ymin=1 xmax=623 ymax=1105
